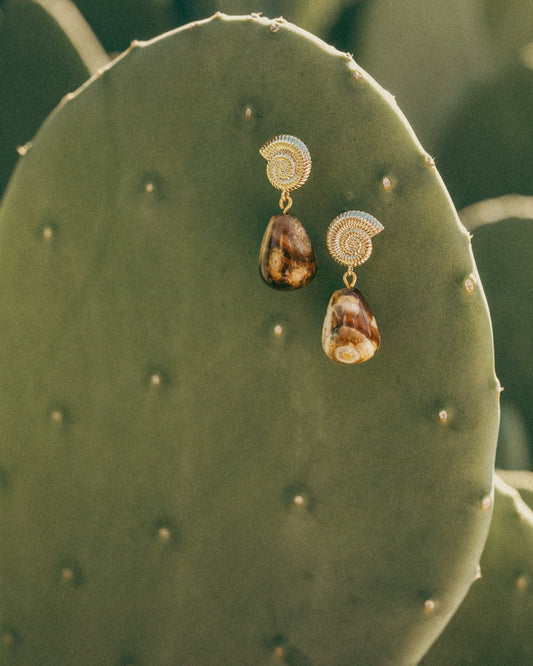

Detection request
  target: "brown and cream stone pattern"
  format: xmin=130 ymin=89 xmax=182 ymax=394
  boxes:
xmin=259 ymin=214 xmax=317 ymax=290
xmin=322 ymin=288 xmax=380 ymax=364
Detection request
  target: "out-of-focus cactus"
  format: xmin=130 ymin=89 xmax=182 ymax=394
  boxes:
xmin=68 ymin=0 xmax=362 ymax=55
xmin=498 ymin=470 xmax=533 ymax=510
xmin=0 ymin=0 xmax=108 ymax=197
xmin=423 ymin=474 xmax=533 ymax=665
xmin=484 ymin=0 xmax=533 ymax=66
xmin=325 ymin=0 xmax=367 ymax=53
xmin=350 ymin=0 xmax=496 ymax=152
xmin=336 ymin=1 xmax=533 ymax=209
xmin=460 ymin=195 xmax=533 ymax=468
xmin=437 ymin=65 xmax=533 ymax=208
xmin=0 ymin=13 xmax=499 ymax=665
xmin=73 ymin=0 xmax=177 ymax=52
xmin=497 ymin=403 xmax=532 ymax=471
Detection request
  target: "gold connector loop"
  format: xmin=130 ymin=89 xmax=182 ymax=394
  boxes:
xmin=343 ymin=266 xmax=357 ymax=289
xmin=279 ymin=191 xmax=293 ymax=214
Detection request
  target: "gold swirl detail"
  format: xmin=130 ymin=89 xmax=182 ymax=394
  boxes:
xmin=326 ymin=211 xmax=384 ymax=267
xmin=260 ymin=135 xmax=312 ymax=192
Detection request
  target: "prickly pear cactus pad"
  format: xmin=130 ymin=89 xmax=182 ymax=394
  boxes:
xmin=422 ymin=475 xmax=533 ymax=665
xmin=0 ymin=14 xmax=499 ymax=666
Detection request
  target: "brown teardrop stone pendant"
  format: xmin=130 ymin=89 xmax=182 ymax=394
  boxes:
xmin=259 ymin=214 xmax=317 ymax=290
xmin=322 ymin=288 xmax=380 ymax=364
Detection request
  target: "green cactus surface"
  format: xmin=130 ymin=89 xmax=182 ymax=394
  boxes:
xmin=0 ymin=13 xmax=499 ymax=665
xmin=0 ymin=0 xmax=108 ymax=198
xmin=422 ymin=474 xmax=533 ymax=665
xmin=460 ymin=195 xmax=533 ymax=467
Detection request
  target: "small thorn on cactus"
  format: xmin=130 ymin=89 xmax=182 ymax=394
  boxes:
xmin=516 ymin=575 xmax=529 ymax=591
xmin=273 ymin=645 xmax=285 ymax=658
xmin=481 ymin=495 xmax=492 ymax=511
xmin=463 ymin=277 xmax=475 ymax=294
xmin=424 ymin=599 xmax=436 ymax=613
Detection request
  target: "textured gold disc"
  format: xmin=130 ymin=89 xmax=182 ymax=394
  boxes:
xmin=260 ymin=134 xmax=312 ymax=193
xmin=326 ymin=211 xmax=384 ymax=267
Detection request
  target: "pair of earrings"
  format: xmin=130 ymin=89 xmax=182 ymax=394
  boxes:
xmin=258 ymin=134 xmax=384 ymax=365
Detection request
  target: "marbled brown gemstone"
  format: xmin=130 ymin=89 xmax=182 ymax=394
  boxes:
xmin=259 ymin=214 xmax=317 ymax=290
xmin=322 ymin=287 xmax=380 ymax=364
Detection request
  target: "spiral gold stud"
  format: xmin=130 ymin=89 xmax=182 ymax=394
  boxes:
xmin=260 ymin=135 xmax=312 ymax=212
xmin=326 ymin=211 xmax=384 ymax=269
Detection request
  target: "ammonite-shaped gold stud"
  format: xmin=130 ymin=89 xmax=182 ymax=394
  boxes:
xmin=259 ymin=134 xmax=312 ymax=197
xmin=258 ymin=135 xmax=316 ymax=290
xmin=322 ymin=210 xmax=384 ymax=364
xmin=326 ymin=211 xmax=384 ymax=278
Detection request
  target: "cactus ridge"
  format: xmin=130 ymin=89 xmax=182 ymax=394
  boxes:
xmin=0 ymin=13 xmax=499 ymax=665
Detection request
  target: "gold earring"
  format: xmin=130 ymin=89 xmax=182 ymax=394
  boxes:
xmin=322 ymin=211 xmax=384 ymax=364
xmin=258 ymin=135 xmax=317 ymax=290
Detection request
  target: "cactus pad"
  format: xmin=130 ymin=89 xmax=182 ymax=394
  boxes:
xmin=0 ymin=13 xmax=499 ymax=665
